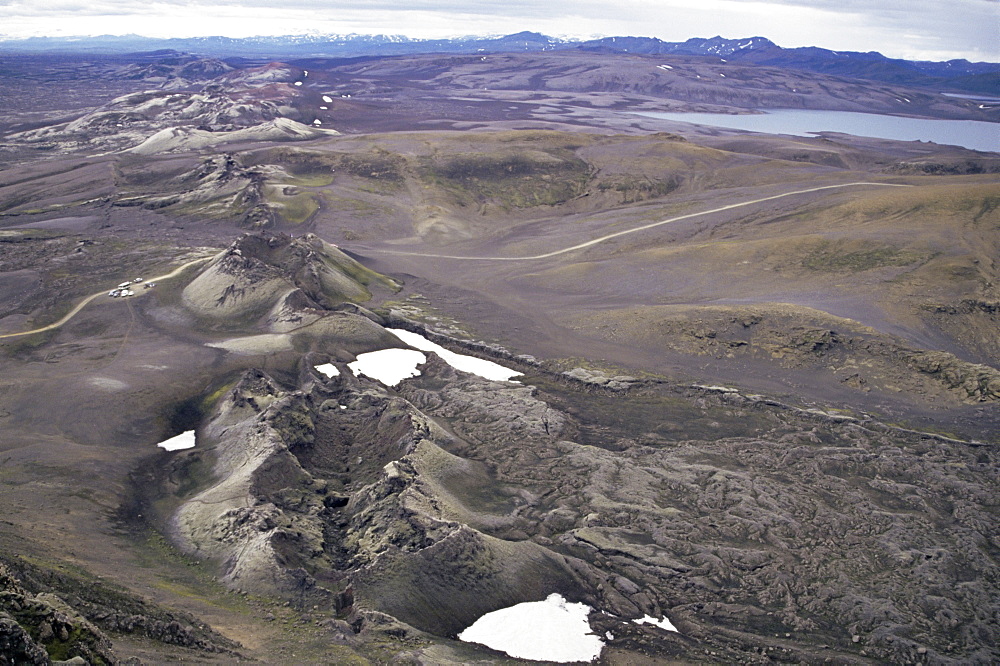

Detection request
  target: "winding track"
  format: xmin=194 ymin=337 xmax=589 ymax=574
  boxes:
xmin=0 ymin=183 xmax=909 ymax=341
xmin=0 ymin=256 xmax=213 ymax=341
xmin=365 ymin=182 xmax=911 ymax=261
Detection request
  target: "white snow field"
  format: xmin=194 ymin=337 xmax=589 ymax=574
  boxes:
xmin=458 ymin=593 xmax=605 ymax=662
xmin=388 ymin=329 xmax=522 ymax=382
xmin=633 ymin=614 xmax=679 ymax=632
xmin=348 ymin=348 xmax=426 ymax=386
xmin=313 ymin=363 xmax=340 ymax=378
xmin=157 ymin=430 xmax=196 ymax=451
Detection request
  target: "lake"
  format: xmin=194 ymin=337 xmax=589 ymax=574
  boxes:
xmin=633 ymin=109 xmax=999 ymax=153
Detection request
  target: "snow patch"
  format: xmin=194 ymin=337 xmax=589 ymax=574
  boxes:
xmin=314 ymin=363 xmax=340 ymax=378
xmin=633 ymin=615 xmax=678 ymax=633
xmin=348 ymin=348 xmax=426 ymax=386
xmin=388 ymin=328 xmax=522 ymax=382
xmin=158 ymin=430 xmax=196 ymax=451
xmin=459 ymin=593 xmax=605 ymax=663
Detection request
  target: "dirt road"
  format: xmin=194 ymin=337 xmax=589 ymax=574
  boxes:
xmin=367 ymin=182 xmax=911 ymax=261
xmin=0 ymin=255 xmax=213 ymax=341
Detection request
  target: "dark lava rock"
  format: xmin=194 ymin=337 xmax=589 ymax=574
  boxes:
xmin=0 ymin=611 xmax=48 ymax=665
xmin=153 ymin=344 xmax=1000 ymax=663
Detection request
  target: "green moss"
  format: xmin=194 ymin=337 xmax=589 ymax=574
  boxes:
xmin=0 ymin=229 xmax=67 ymax=241
xmin=0 ymin=331 xmax=54 ymax=356
xmin=274 ymin=191 xmax=320 ymax=225
xmin=0 ymin=548 xmax=236 ymax=658
xmin=595 ymin=175 xmax=680 ymax=203
xmin=336 ymin=153 xmax=405 ymax=183
xmin=802 ymin=241 xmax=927 ymax=272
xmin=285 ymin=172 xmax=335 ymax=187
xmin=245 ymin=147 xmax=405 ymax=188
xmin=322 ymin=194 xmax=393 ymax=218
xmin=314 ymin=249 xmax=401 ymax=297
xmin=422 ymin=149 xmax=591 ymax=210
xmin=200 ymin=378 xmax=239 ymax=413
xmin=133 ymin=531 xmax=253 ymax=614
xmin=42 ymin=625 xmax=107 ymax=663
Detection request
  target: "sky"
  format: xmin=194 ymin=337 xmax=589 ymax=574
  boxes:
xmin=0 ymin=0 xmax=996 ymax=62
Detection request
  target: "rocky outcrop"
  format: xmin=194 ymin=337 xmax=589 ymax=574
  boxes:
xmin=113 ymin=152 xmax=263 ymax=216
xmin=0 ymin=556 xmax=238 ymax=659
xmin=572 ymin=303 xmax=1000 ymax=405
xmin=171 ymin=370 xmax=328 ymax=600
xmin=888 ymin=158 xmax=1000 ymax=175
xmin=119 ymin=54 xmax=234 ymax=87
xmin=0 ymin=563 xmax=115 ymax=665
xmin=905 ymin=350 xmax=1000 ymax=401
xmin=561 ymin=366 xmax=638 ymax=391
xmin=6 ymin=88 xmax=289 ymax=154
xmin=154 ymin=322 xmax=999 ymax=663
xmin=182 ymin=232 xmax=401 ymax=331
xmin=128 ymin=118 xmax=337 ymax=156
xmin=165 ymin=357 xmax=640 ymax=637
xmin=923 ymin=299 xmax=1000 ymax=367
xmin=396 ymin=362 xmax=1000 ymax=664
xmin=0 ymin=611 xmax=48 ymax=666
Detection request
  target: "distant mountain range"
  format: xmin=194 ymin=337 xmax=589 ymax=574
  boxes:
xmin=2 ymin=31 xmax=996 ymax=93
xmin=580 ymin=35 xmax=998 ymax=93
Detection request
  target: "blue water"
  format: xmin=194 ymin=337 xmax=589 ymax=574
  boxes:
xmin=633 ymin=109 xmax=999 ymax=153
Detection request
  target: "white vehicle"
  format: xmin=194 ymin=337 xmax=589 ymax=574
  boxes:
xmin=118 ymin=282 xmax=131 ymax=289
xmin=134 ymin=278 xmax=143 ymax=283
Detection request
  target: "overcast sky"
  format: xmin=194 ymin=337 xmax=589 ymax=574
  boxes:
xmin=0 ymin=0 xmax=996 ymax=62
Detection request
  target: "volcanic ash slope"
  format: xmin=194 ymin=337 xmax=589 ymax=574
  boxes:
xmin=182 ymin=231 xmax=400 ymax=326
xmin=161 ymin=345 xmax=999 ymax=664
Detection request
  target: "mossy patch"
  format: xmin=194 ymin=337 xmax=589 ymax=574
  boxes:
xmin=285 ymin=172 xmax=335 ymax=187
xmin=200 ymin=378 xmax=240 ymax=413
xmin=595 ymin=174 xmax=680 ymax=204
xmin=265 ymin=187 xmax=319 ymax=225
xmin=423 ymin=150 xmax=591 ymax=210
xmin=802 ymin=240 xmax=927 ymax=272
xmin=0 ymin=548 xmax=237 ymax=656
xmin=246 ymin=147 xmax=405 ymax=187
xmin=322 ymin=194 xmax=394 ymax=219
xmin=0 ymin=228 xmax=68 ymax=241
